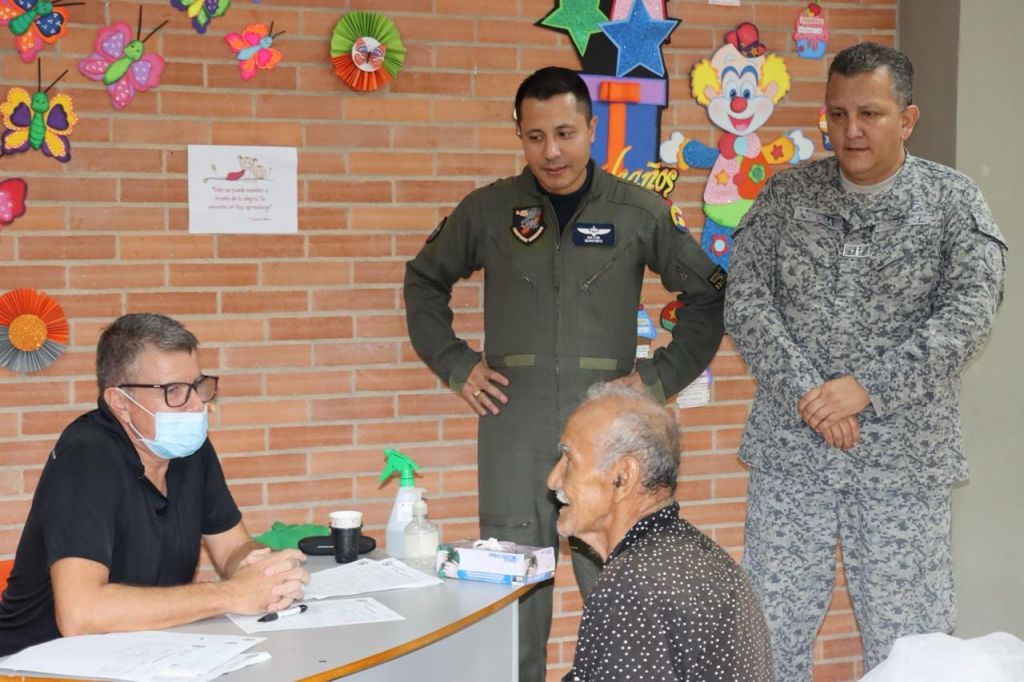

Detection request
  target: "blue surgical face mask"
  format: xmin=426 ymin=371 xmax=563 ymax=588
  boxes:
xmin=118 ymin=388 xmax=208 ymax=460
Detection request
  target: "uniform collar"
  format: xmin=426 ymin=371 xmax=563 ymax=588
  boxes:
xmin=516 ymin=160 xmax=613 ymax=201
xmin=822 ymin=154 xmax=925 ymax=227
xmin=607 ymin=501 xmax=680 ymax=563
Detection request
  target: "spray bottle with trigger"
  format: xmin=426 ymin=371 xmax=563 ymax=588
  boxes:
xmin=380 ymin=448 xmax=422 ymax=559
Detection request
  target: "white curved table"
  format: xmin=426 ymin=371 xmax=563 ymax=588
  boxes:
xmin=175 ymin=556 xmax=531 ymax=681
xmin=1 ymin=555 xmax=533 ymax=681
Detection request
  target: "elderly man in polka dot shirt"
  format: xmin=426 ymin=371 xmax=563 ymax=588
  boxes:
xmin=549 ymin=384 xmax=773 ymax=681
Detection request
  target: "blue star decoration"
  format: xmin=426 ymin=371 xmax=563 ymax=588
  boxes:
xmin=600 ymin=0 xmax=679 ymax=78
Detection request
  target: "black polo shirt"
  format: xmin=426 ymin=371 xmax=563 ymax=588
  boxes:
xmin=565 ymin=503 xmax=774 ymax=681
xmin=0 ymin=399 xmax=241 ymax=656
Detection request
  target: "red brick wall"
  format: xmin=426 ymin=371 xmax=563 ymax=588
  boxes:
xmin=0 ymin=1 xmax=895 ymax=679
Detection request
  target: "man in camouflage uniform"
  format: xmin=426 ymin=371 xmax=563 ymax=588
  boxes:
xmin=725 ymin=43 xmax=1007 ymax=680
xmin=405 ymin=67 xmax=725 ymax=680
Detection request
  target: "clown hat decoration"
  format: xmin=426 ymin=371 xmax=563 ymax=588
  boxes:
xmin=0 ymin=288 xmax=68 ymax=373
xmin=724 ymin=22 xmax=765 ymax=58
xmin=330 ymin=11 xmax=405 ymax=92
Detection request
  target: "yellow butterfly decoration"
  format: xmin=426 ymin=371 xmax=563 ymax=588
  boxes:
xmin=1 ymin=60 xmax=77 ymax=163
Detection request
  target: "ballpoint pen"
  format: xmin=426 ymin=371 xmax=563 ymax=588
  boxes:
xmin=257 ymin=603 xmax=307 ymax=623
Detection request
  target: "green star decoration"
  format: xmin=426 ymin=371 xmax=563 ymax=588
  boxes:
xmin=539 ymin=0 xmax=608 ymax=57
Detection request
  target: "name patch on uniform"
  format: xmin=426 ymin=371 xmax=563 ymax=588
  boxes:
xmin=512 ymin=206 xmax=544 ymax=244
xmin=841 ymin=243 xmax=872 ymax=258
xmin=707 ymin=265 xmax=727 ymax=290
xmin=794 ymin=206 xmax=841 ymax=230
xmin=572 ymin=223 xmax=615 ymax=246
xmin=875 ymin=211 xmax=934 ymax=231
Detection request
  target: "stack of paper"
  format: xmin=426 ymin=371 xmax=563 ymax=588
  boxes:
xmin=0 ymin=631 xmax=267 ymax=682
xmin=303 ymin=557 xmax=442 ymax=600
xmin=228 ymin=597 xmax=404 ymax=634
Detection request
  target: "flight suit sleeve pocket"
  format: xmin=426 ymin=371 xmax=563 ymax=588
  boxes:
xmin=672 ymin=257 xmax=719 ymax=298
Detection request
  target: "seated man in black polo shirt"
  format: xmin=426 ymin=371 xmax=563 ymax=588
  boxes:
xmin=0 ymin=313 xmax=309 ymax=656
xmin=549 ymin=384 xmax=774 ymax=681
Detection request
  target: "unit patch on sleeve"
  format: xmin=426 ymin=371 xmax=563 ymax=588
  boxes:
xmin=707 ymin=265 xmax=727 ymax=290
xmin=572 ymin=223 xmax=615 ymax=246
xmin=512 ymin=206 xmax=545 ymax=244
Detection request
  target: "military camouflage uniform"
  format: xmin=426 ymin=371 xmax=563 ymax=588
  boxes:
xmin=725 ymin=155 xmax=1007 ymax=680
xmin=405 ymin=165 xmax=725 ymax=681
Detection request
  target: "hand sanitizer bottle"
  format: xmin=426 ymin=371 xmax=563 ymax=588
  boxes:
xmin=403 ymin=494 xmax=439 ymax=570
xmin=380 ymin=448 xmax=421 ymax=559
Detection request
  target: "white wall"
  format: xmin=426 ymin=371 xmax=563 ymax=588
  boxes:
xmin=949 ymin=0 xmax=1024 ymax=637
xmin=905 ymin=0 xmax=1024 ymax=637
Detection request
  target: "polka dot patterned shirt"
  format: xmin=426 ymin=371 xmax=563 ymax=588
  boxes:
xmin=564 ymin=502 xmax=773 ymax=681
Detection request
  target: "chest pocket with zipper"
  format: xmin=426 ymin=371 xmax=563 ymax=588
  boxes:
xmin=575 ymin=235 xmax=643 ymax=370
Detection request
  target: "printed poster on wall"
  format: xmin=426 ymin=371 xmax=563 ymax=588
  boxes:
xmin=187 ymin=145 xmax=298 ymax=234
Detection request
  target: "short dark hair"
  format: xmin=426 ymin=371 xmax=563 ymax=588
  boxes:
xmin=828 ymin=42 xmax=914 ymax=108
xmin=581 ymin=384 xmax=680 ymax=494
xmin=514 ymin=66 xmax=593 ymax=123
xmin=96 ymin=313 xmax=199 ymax=391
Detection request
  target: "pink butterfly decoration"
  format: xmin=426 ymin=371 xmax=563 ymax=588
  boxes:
xmin=225 ymin=23 xmax=283 ymax=81
xmin=78 ymin=21 xmax=164 ymax=110
xmin=0 ymin=178 xmax=28 ymax=228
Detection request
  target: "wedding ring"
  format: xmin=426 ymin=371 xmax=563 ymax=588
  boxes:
xmin=473 ymin=389 xmax=483 ymax=398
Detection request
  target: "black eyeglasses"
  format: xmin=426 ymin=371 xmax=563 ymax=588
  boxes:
xmin=118 ymin=375 xmax=219 ymax=408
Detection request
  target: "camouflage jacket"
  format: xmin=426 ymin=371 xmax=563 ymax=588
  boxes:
xmin=725 ymin=155 xmax=1007 ymax=486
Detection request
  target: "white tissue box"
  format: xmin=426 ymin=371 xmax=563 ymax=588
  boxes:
xmin=435 ymin=539 xmax=556 ymax=584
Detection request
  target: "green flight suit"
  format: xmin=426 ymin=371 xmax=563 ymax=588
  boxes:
xmin=404 ymin=166 xmax=725 ymax=681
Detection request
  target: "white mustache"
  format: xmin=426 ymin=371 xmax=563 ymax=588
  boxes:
xmin=555 ymin=489 xmax=569 ymax=505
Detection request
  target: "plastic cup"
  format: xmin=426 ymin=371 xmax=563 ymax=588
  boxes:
xmin=329 ymin=510 xmax=363 ymax=564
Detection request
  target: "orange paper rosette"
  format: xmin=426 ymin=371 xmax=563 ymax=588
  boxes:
xmin=0 ymin=288 xmax=68 ymax=373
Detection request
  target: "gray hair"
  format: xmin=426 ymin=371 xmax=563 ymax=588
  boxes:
xmin=581 ymin=383 xmax=680 ymax=493
xmin=828 ymin=42 xmax=914 ymax=109
xmin=96 ymin=313 xmax=199 ymax=391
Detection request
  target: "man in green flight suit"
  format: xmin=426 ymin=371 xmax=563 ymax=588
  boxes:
xmin=404 ymin=66 xmax=725 ymax=680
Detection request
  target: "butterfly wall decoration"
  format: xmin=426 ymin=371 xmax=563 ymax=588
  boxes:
xmin=0 ymin=178 xmax=28 ymax=229
xmin=79 ymin=7 xmax=168 ymax=110
xmin=0 ymin=0 xmax=83 ymax=63
xmin=225 ymin=21 xmax=284 ymax=80
xmin=0 ymin=60 xmax=76 ymax=163
xmin=170 ymin=0 xmax=229 ymax=35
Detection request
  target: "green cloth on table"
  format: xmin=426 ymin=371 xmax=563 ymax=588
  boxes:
xmin=253 ymin=522 xmax=329 ymax=550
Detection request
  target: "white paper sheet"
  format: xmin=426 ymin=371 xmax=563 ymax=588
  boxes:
xmin=676 ymin=368 xmax=712 ymax=408
xmin=187 ymin=144 xmax=297 ymax=234
xmin=153 ymin=652 xmax=271 ymax=682
xmin=227 ymin=597 xmax=404 ymax=634
xmin=304 ymin=557 xmax=442 ymax=600
xmin=0 ymin=631 xmax=262 ymax=681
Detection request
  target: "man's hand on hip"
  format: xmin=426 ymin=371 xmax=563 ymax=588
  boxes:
xmin=460 ymin=360 xmax=509 ymax=416
xmin=607 ymin=369 xmax=644 ymax=391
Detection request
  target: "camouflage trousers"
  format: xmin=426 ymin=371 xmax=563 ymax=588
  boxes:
xmin=741 ymin=467 xmax=956 ymax=681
